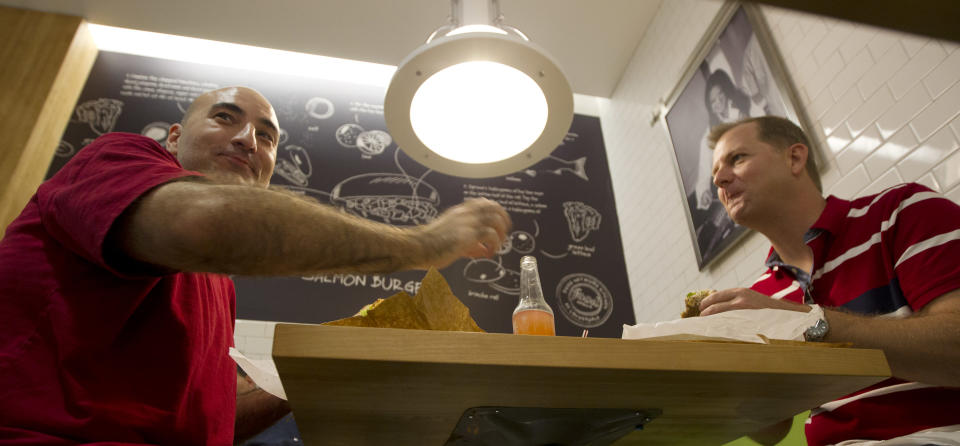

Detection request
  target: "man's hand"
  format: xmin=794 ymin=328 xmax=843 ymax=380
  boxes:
xmin=235 ymin=371 xmax=291 ymax=444
xmin=699 ymin=287 xmax=810 ymax=316
xmin=412 ymin=198 xmax=512 ymax=270
xmin=698 ymin=189 xmax=714 ymax=210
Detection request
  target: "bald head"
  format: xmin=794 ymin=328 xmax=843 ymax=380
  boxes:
xmin=166 ymin=86 xmax=280 ymax=188
xmin=182 ymin=86 xmax=276 ymax=127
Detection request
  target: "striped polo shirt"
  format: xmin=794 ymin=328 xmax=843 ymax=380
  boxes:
xmin=749 ymin=183 xmax=960 ymax=446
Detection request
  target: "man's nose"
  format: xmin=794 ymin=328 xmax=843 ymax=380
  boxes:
xmin=713 ymin=165 xmax=730 ymax=188
xmin=233 ymin=122 xmax=258 ymax=152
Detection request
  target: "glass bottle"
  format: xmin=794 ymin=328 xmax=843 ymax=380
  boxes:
xmin=512 ymin=256 xmax=556 ymax=336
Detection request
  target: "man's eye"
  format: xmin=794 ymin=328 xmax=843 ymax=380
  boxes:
xmin=258 ymin=132 xmax=275 ymax=143
xmin=214 ymin=112 xmax=233 ymax=121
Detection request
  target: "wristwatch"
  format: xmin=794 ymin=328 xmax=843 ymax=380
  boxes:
xmin=803 ymin=317 xmax=830 ymax=342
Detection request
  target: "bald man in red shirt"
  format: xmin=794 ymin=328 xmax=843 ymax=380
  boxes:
xmin=0 ymin=86 xmax=511 ymax=445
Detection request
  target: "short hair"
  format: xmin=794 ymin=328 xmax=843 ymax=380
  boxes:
xmin=707 ymin=116 xmax=821 ymax=191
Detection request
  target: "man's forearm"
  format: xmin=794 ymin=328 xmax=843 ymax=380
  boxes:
xmin=118 ymin=181 xmax=440 ymax=276
xmin=824 ymin=293 xmax=960 ymax=386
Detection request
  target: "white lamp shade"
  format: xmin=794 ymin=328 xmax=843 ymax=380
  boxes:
xmin=410 ymin=60 xmax=548 ymax=164
xmin=384 ymin=32 xmax=573 ymax=178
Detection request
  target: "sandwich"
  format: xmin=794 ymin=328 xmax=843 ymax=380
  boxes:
xmin=681 ymin=289 xmax=715 ymax=318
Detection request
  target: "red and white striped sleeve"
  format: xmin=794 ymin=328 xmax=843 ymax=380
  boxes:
xmin=882 ymin=183 xmax=960 ymax=310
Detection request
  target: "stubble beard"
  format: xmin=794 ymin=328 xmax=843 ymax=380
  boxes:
xmin=197 ymin=166 xmax=259 ymax=187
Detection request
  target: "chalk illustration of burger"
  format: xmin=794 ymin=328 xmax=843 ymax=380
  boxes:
xmin=330 ymin=173 xmax=440 ymax=226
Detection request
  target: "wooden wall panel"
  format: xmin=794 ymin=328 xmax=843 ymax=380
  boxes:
xmin=0 ymin=6 xmax=97 ymax=231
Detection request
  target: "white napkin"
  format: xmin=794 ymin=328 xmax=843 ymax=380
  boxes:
xmin=229 ymin=347 xmax=287 ymax=400
xmin=622 ymin=306 xmax=824 ymax=343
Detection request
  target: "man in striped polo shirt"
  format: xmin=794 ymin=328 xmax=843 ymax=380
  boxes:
xmin=698 ymin=116 xmax=960 ymax=446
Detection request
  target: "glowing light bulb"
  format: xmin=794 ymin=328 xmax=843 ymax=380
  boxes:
xmin=409 ymin=61 xmax=547 ymax=164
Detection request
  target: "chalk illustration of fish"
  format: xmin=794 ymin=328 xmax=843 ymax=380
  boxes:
xmin=523 ymin=155 xmax=588 ymax=181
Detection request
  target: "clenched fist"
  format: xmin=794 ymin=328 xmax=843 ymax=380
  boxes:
xmin=411 ymin=198 xmax=512 ymax=270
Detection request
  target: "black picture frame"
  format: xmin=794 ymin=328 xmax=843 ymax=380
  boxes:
xmin=659 ymin=2 xmax=822 ymax=270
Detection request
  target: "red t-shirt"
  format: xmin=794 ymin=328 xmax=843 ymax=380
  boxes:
xmin=0 ymin=133 xmax=237 ymax=445
xmin=750 ymin=183 xmax=960 ymax=445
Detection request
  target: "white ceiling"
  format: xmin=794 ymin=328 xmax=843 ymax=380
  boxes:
xmin=3 ymin=0 xmax=665 ymax=97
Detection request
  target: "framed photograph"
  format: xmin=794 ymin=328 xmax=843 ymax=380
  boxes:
xmin=659 ymin=2 xmax=822 ymax=270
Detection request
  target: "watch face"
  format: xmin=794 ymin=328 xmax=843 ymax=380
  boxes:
xmin=805 ymin=319 xmax=828 ymax=341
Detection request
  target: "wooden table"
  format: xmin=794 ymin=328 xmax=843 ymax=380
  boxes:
xmin=272 ymin=324 xmax=890 ymax=445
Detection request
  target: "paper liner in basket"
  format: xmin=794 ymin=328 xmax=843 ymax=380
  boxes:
xmin=622 ymin=308 xmax=823 ymax=344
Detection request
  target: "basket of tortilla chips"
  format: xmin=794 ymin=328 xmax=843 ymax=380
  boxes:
xmin=323 ymin=267 xmax=484 ymax=333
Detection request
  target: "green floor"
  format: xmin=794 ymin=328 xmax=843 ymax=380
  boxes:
xmin=722 ymin=412 xmax=808 ymax=446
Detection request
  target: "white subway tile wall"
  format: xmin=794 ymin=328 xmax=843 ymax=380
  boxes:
xmin=857 ymin=43 xmax=908 ymax=100
xmin=875 ymin=83 xmax=931 ymax=139
xmin=235 ymin=1 xmax=960 ymax=353
xmin=863 ymin=127 xmax=919 ymax=178
xmin=836 ymin=126 xmax=882 ymax=174
xmin=915 ymin=172 xmax=942 ymax=192
xmin=233 ymin=320 xmax=276 ymax=360
xmin=600 ymin=0 xmax=960 ymax=324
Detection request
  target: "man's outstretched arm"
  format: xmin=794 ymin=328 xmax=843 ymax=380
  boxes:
xmin=822 ymin=289 xmax=960 ymax=386
xmin=700 ymin=287 xmax=960 ymax=386
xmin=107 ymin=179 xmax=511 ymax=276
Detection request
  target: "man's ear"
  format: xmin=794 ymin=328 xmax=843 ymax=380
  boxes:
xmin=166 ymin=123 xmax=182 ymax=156
xmin=787 ymin=143 xmax=809 ymax=177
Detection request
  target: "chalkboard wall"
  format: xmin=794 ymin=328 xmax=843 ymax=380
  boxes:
xmin=50 ymin=51 xmax=635 ymax=337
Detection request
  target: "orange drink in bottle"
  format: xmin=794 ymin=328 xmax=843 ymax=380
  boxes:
xmin=512 ymin=309 xmax=556 ymax=336
xmin=512 ymin=256 xmax=556 ymax=336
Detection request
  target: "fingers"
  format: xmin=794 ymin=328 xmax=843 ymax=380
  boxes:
xmin=462 ymin=198 xmax=511 ymax=256
xmin=469 ymin=198 xmax=512 ymax=240
xmin=698 ymin=288 xmax=808 ymax=316
xmin=699 ymin=288 xmax=747 ymax=316
xmin=465 ymin=241 xmax=494 ymax=259
xmin=700 ymin=300 xmax=738 ymax=317
xmin=699 ymin=192 xmax=711 ymax=208
xmin=477 ymin=226 xmax=503 ymax=257
xmin=698 ymin=289 xmax=725 ymax=310
xmin=459 ymin=227 xmax=502 ymax=259
xmin=421 ymin=198 xmax=512 ymax=266
xmin=698 ymin=289 xmax=727 ymax=316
